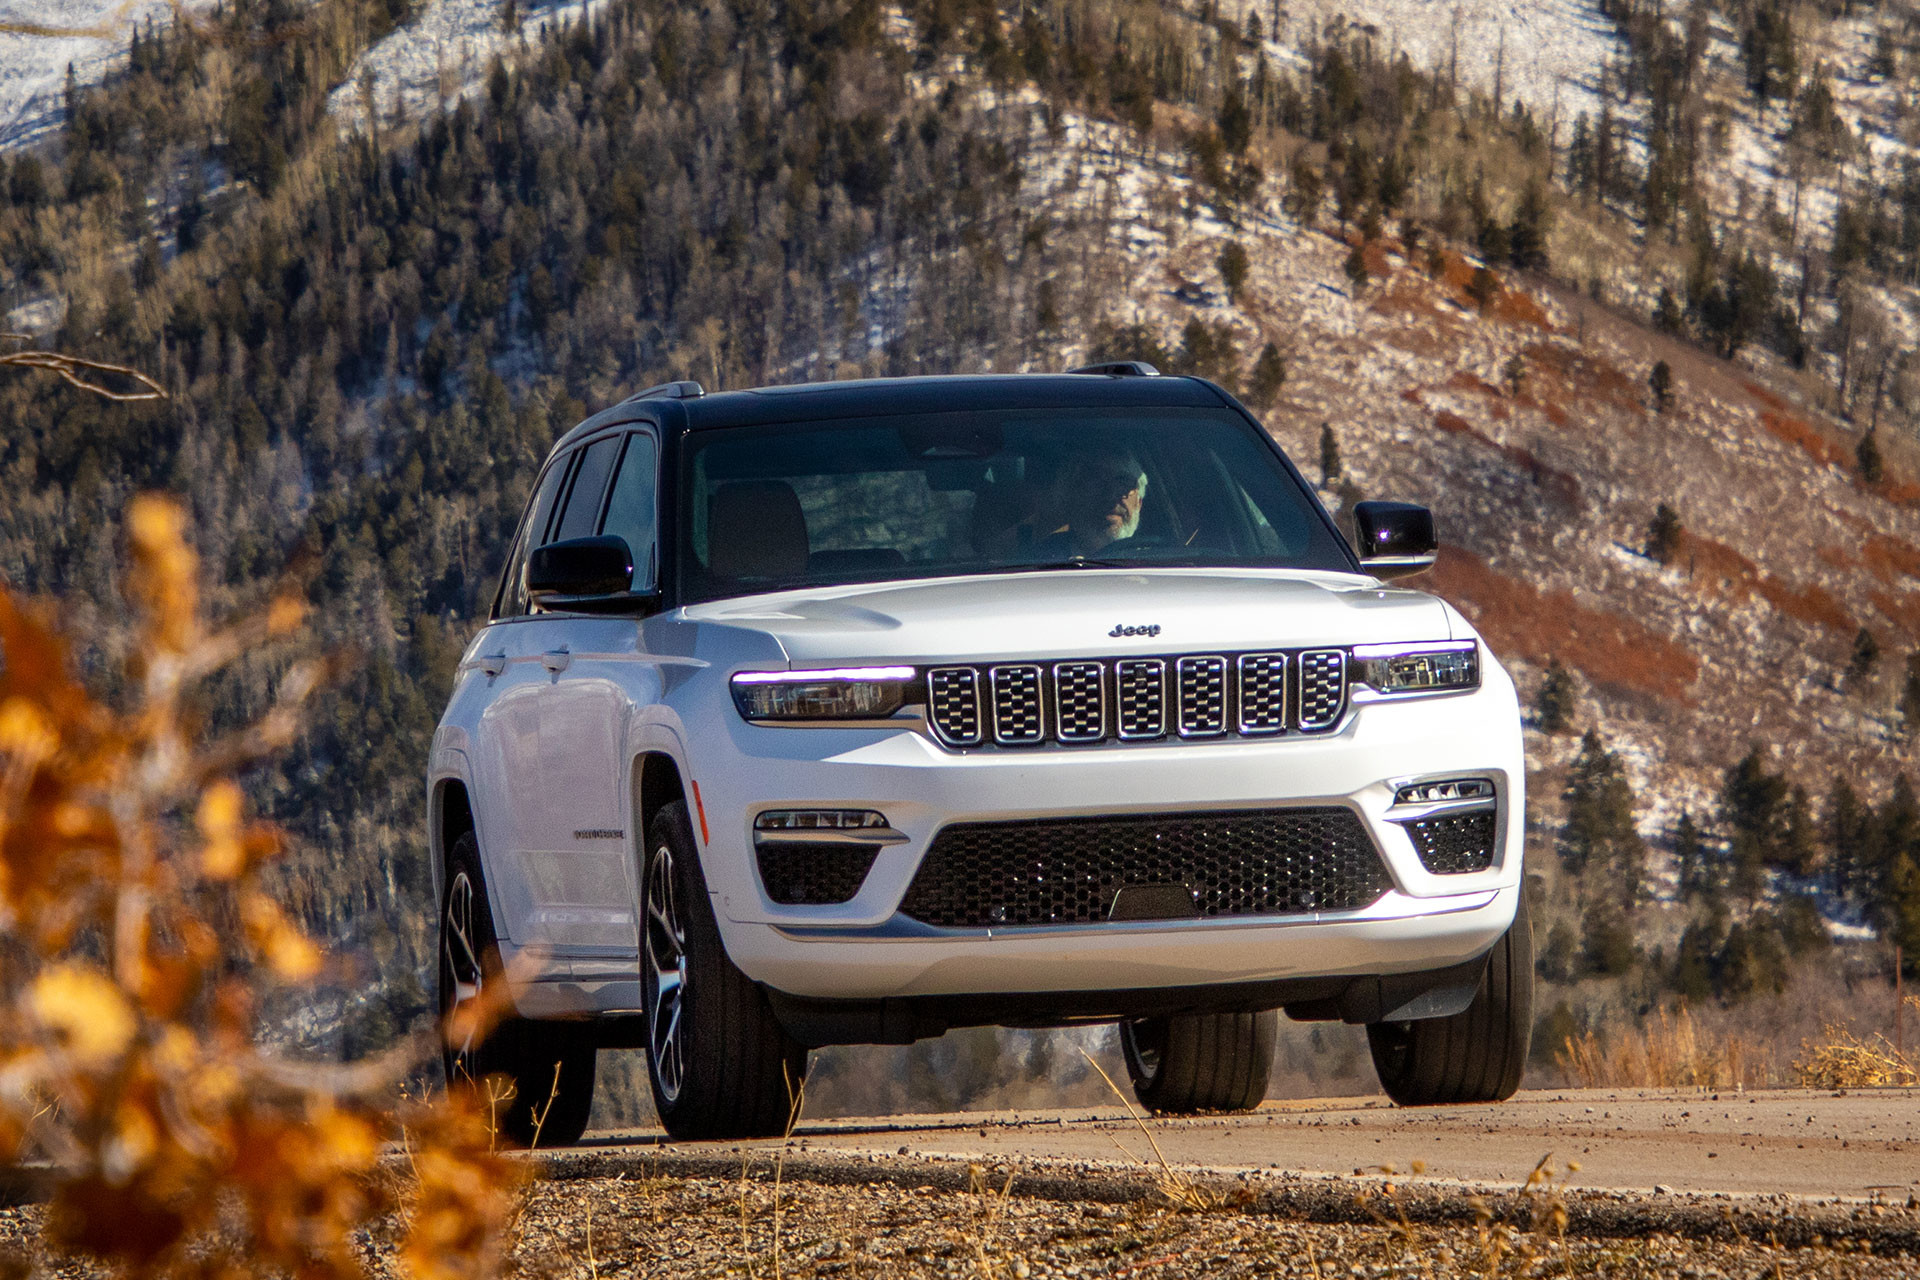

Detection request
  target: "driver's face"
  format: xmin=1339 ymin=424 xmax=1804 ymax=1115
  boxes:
xmin=1070 ymin=466 xmax=1145 ymax=543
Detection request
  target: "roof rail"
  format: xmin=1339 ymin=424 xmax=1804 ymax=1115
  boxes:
xmin=1067 ymin=361 xmax=1160 ymax=378
xmin=622 ymin=379 xmax=706 ymax=404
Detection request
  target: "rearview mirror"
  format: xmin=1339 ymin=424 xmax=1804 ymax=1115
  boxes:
xmin=1352 ymin=502 xmax=1436 ymax=580
xmin=528 ymin=536 xmax=653 ymax=611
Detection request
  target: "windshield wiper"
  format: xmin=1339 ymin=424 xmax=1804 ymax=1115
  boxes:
xmin=998 ymin=558 xmax=1136 ymax=571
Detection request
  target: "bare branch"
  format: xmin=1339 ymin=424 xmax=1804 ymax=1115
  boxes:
xmin=1 ymin=336 xmax=167 ymax=402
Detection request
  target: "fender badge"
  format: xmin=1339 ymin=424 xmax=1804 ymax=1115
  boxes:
xmin=1109 ymin=623 xmax=1161 ymax=638
xmin=573 ymin=828 xmax=624 ymax=840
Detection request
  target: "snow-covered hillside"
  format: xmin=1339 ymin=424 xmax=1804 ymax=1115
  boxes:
xmin=326 ymin=0 xmax=605 ymax=133
xmin=0 ymin=0 xmax=188 ymax=148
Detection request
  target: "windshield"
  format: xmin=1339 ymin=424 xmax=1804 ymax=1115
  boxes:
xmin=677 ymin=407 xmax=1354 ymax=602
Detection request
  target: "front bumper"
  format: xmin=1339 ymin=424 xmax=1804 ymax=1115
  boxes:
xmin=696 ymin=666 xmax=1526 ymax=1002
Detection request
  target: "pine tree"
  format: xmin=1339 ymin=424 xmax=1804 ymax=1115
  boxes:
xmin=1903 ymin=651 xmax=1920 ymax=736
xmin=1674 ymin=810 xmax=1712 ymax=899
xmin=1645 ymin=503 xmax=1683 ymax=564
xmin=1536 ymin=659 xmax=1576 ymax=734
xmin=1823 ymin=774 xmax=1869 ymax=901
xmin=1507 ymin=179 xmax=1551 ymax=270
xmin=1648 ymin=360 xmax=1673 ymax=412
xmin=1217 ymin=240 xmax=1250 ymax=303
xmin=1561 ymin=729 xmax=1647 ymax=906
xmin=1318 ymin=422 xmax=1340 ymax=487
xmin=1847 ymin=627 xmax=1880 ymax=687
xmin=1246 ymin=343 xmax=1286 ymax=410
xmin=1343 ymin=243 xmax=1370 ymax=291
xmin=1653 ymin=288 xmax=1685 ymax=334
xmin=1858 ymin=428 xmax=1884 ymax=484
xmin=1721 ymin=747 xmax=1788 ymax=900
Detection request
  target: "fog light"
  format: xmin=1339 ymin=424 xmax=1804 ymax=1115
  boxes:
xmin=754 ymin=809 xmax=890 ymax=831
xmin=1394 ymin=778 xmax=1495 ymax=805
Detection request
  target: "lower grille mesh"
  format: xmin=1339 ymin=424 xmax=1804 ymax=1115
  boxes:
xmin=899 ymin=807 xmax=1391 ymax=928
xmin=757 ymin=843 xmax=881 ymax=905
xmin=1398 ymin=809 xmax=1497 ymax=874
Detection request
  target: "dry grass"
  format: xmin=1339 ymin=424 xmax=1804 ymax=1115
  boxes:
xmin=1556 ymin=1007 xmax=1763 ymax=1090
xmin=1794 ymin=999 xmax=1920 ymax=1089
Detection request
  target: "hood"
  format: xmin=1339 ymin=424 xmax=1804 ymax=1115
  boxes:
xmin=682 ymin=569 xmax=1454 ymax=666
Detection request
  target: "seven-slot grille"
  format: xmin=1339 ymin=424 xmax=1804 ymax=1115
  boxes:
xmin=928 ymin=649 xmax=1347 ymax=747
xmin=898 ymin=807 xmax=1392 ymax=928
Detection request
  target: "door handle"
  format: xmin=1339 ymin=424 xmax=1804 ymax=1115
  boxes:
xmin=541 ymin=648 xmax=572 ymax=673
xmin=478 ymin=652 xmax=507 ymax=678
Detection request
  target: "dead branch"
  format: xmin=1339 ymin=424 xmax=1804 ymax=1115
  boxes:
xmin=1 ymin=336 xmax=166 ymax=402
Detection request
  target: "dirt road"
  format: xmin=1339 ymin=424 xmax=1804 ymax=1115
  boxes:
xmin=588 ymin=1088 xmax=1919 ymax=1201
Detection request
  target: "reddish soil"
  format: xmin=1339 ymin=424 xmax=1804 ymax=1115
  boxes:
xmin=1428 ymin=545 xmax=1698 ymax=702
xmin=1429 ymin=413 xmax=1582 ymax=511
xmin=1759 ymin=410 xmax=1850 ymax=469
xmin=1681 ymin=533 xmax=1856 ymax=634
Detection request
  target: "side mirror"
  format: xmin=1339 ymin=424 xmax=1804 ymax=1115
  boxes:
xmin=1352 ymin=501 xmax=1437 ymax=580
xmin=527 ymin=536 xmax=652 ymax=611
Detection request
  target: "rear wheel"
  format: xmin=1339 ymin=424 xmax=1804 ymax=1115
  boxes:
xmin=1367 ymin=902 xmax=1534 ymax=1107
xmin=439 ymin=831 xmax=597 ymax=1147
xmin=1120 ymin=1010 xmax=1277 ymax=1114
xmin=642 ymin=801 xmax=808 ymax=1140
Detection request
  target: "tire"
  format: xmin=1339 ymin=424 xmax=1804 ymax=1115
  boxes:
xmin=439 ymin=831 xmax=597 ymax=1147
xmin=1367 ymin=899 xmax=1534 ymax=1107
xmin=642 ymin=800 xmax=809 ymax=1141
xmin=1119 ymin=1010 xmax=1278 ymax=1114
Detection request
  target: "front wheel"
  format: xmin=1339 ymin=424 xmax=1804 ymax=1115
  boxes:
xmin=1120 ymin=1010 xmax=1277 ymax=1114
xmin=1367 ymin=901 xmax=1534 ymax=1107
xmin=642 ymin=801 xmax=808 ymax=1140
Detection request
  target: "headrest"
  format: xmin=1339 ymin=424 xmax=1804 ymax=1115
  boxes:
xmin=709 ymin=481 xmax=809 ymax=581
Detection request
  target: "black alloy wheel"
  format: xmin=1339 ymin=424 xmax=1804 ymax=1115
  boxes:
xmin=641 ymin=801 xmax=809 ymax=1140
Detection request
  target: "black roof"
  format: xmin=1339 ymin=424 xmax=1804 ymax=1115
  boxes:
xmin=550 ymin=373 xmax=1233 ymax=455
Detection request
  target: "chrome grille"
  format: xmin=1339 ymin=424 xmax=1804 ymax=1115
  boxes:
xmin=1053 ymin=662 xmax=1105 ymax=741
xmin=990 ymin=665 xmax=1043 ymax=743
xmin=1176 ymin=656 xmax=1227 ymax=736
xmin=927 ymin=668 xmax=982 ymax=745
xmin=1298 ymin=650 xmax=1347 ymax=730
xmin=1238 ymin=653 xmax=1287 ymax=733
xmin=1116 ymin=660 xmax=1166 ymax=738
xmin=927 ymin=648 xmax=1351 ymax=747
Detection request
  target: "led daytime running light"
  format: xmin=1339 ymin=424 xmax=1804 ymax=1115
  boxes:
xmin=1352 ymin=642 xmax=1478 ymax=695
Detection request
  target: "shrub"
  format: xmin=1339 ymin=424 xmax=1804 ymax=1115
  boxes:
xmin=0 ymin=497 xmax=521 ymax=1278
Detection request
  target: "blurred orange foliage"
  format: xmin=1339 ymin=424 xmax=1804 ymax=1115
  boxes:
xmin=0 ymin=495 xmax=522 ymax=1277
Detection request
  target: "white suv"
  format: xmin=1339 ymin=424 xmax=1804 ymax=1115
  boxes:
xmin=429 ymin=368 xmax=1531 ymax=1144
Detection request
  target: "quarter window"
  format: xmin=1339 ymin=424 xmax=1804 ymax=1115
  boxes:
xmin=552 ymin=435 xmax=622 ymax=543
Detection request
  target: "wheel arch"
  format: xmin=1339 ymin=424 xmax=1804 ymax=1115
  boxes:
xmin=633 ymin=751 xmax=690 ymax=854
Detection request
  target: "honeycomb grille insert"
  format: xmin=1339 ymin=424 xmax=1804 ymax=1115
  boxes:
xmin=1116 ymin=660 xmax=1167 ymax=738
xmin=991 ymin=665 xmax=1043 ymax=743
xmin=1298 ymin=650 xmax=1347 ymax=730
xmin=927 ymin=668 xmax=982 ymax=745
xmin=1399 ymin=808 xmax=1498 ymax=874
xmin=1238 ymin=653 xmax=1288 ymax=733
xmin=898 ymin=807 xmax=1392 ymax=928
xmin=756 ymin=843 xmax=881 ymax=905
xmin=1053 ymin=662 xmax=1105 ymax=741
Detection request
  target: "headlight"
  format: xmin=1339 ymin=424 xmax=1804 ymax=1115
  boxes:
xmin=1351 ymin=642 xmax=1479 ymax=695
xmin=731 ymin=666 xmax=917 ymax=720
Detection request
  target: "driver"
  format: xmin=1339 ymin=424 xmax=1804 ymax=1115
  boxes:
xmin=1037 ymin=448 xmax=1149 ymax=557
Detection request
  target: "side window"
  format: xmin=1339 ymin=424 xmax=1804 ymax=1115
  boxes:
xmin=551 ymin=434 xmax=622 ymax=542
xmin=599 ymin=432 xmax=659 ymax=589
xmin=494 ymin=454 xmax=574 ymax=619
